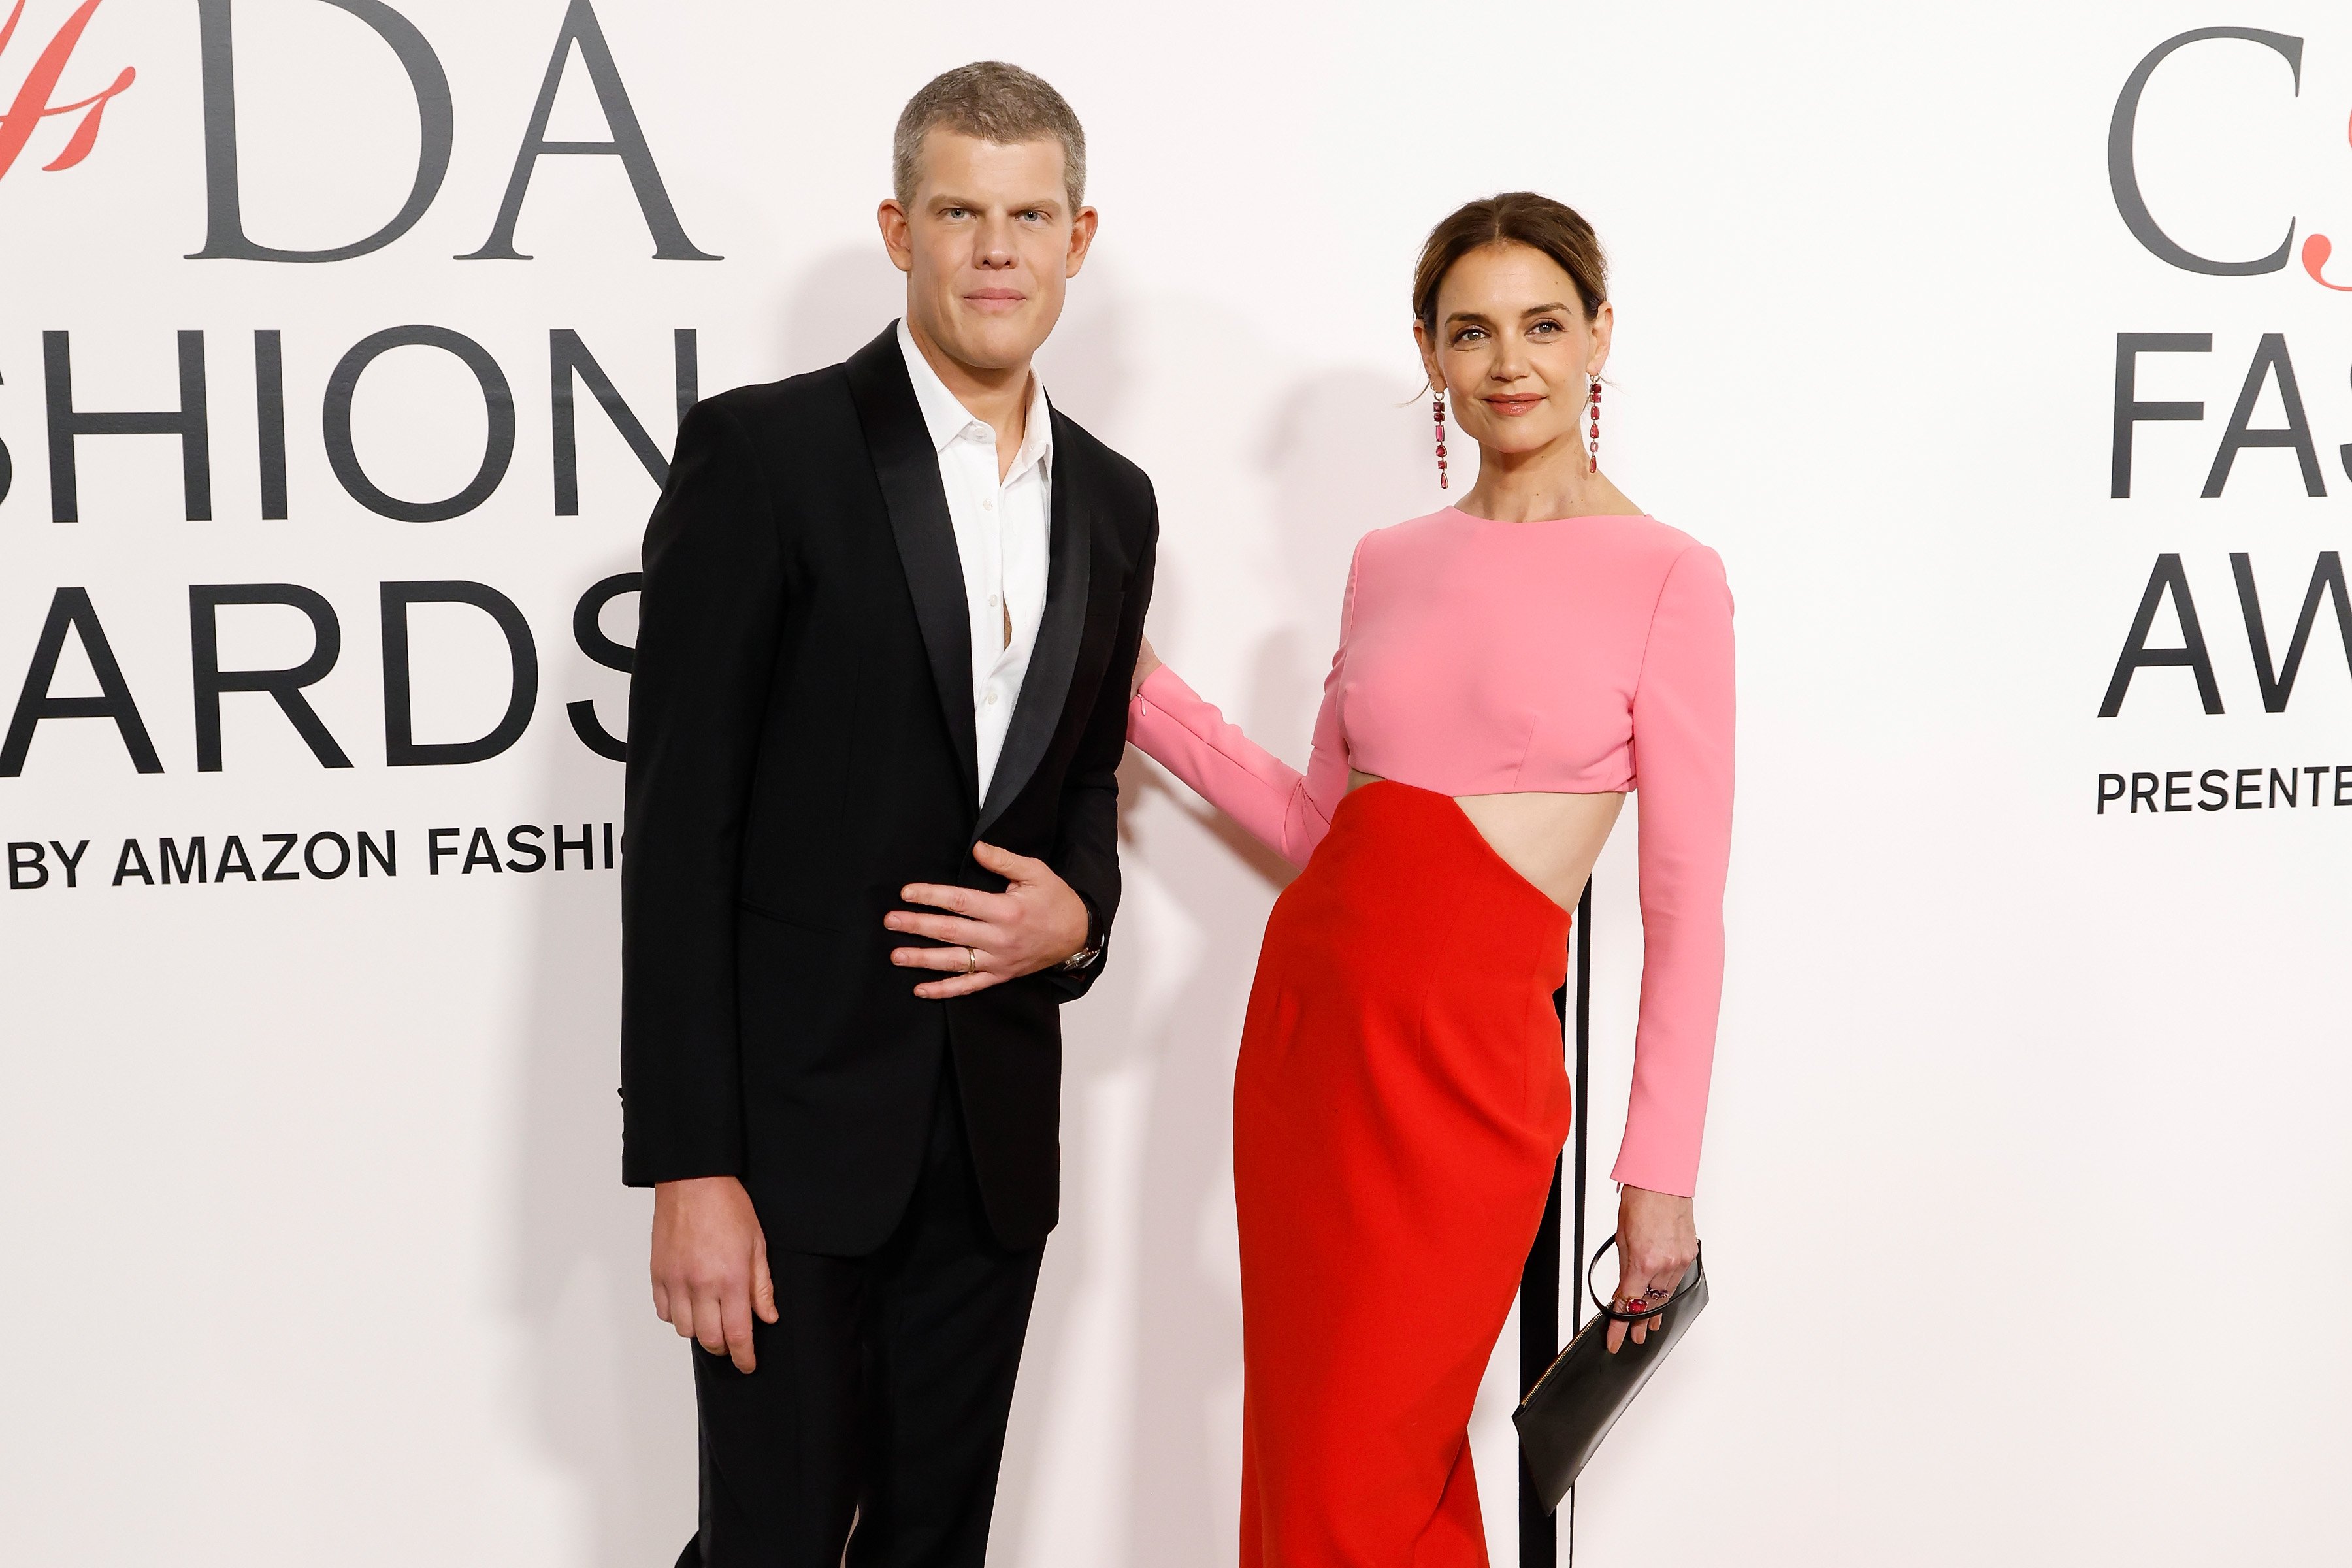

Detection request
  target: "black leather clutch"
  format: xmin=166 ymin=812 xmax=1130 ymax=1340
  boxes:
xmin=1513 ymin=1237 xmax=1708 ymax=1514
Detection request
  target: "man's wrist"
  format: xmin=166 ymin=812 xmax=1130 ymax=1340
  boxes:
xmin=1058 ymin=892 xmax=1104 ymax=972
xmin=654 ymin=1173 xmax=745 ymax=1198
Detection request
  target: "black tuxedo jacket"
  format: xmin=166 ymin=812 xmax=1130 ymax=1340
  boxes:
xmin=620 ymin=323 xmax=1156 ymax=1254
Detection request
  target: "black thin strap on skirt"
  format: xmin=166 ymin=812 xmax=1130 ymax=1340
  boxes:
xmin=1520 ymin=877 xmax=1593 ymax=1568
xmin=1568 ymin=877 xmax=1591 ymax=1568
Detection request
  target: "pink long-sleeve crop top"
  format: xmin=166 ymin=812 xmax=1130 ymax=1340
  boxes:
xmin=1128 ymin=508 xmax=1734 ymax=1196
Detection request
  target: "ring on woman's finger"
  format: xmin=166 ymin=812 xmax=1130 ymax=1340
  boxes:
xmin=964 ymin=946 xmax=978 ymax=975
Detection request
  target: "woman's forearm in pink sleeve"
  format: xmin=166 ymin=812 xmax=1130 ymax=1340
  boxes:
xmin=1612 ymin=545 xmax=1736 ymax=1199
xmin=1126 ymin=540 xmax=1360 ymax=870
xmin=1128 ymin=666 xmax=1337 ymax=868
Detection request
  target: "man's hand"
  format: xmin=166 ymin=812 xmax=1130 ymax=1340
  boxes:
xmin=1607 ymin=1184 xmax=1699 ymax=1354
xmin=886 ymin=841 xmax=1090 ymax=999
xmin=651 ymin=1175 xmax=776 ymax=1373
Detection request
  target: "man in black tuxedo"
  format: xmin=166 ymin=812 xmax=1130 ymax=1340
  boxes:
xmin=619 ymin=62 xmax=1155 ymax=1568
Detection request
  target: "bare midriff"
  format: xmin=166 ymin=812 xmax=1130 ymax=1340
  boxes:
xmin=1348 ymin=769 xmax=1625 ymax=911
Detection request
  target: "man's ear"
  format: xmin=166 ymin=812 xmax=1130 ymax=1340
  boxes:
xmin=1064 ymin=206 xmax=1100 ymax=279
xmin=879 ymin=199 xmax=915 ymax=274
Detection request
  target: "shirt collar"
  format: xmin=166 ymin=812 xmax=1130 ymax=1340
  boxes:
xmin=896 ymin=317 xmax=1054 ymax=480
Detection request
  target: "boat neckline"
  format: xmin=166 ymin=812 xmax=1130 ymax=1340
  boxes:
xmin=1439 ymin=505 xmax=1653 ymax=527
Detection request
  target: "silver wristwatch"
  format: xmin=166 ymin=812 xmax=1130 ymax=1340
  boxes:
xmin=1059 ymin=909 xmax=1104 ymax=972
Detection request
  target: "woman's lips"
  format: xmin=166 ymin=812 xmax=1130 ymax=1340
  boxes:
xmin=1484 ymin=395 xmax=1544 ymax=417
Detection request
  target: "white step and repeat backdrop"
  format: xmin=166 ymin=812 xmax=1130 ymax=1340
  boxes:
xmin=4 ymin=2 xmax=2349 ymax=1563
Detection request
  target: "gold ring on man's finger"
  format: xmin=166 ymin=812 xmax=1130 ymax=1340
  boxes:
xmin=965 ymin=946 xmax=979 ymax=975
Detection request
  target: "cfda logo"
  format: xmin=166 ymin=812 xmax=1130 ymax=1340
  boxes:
xmin=2110 ymin=25 xmax=2352 ymax=287
xmin=186 ymin=0 xmax=716 ymax=263
xmin=0 ymin=0 xmax=135 ymax=188
xmin=0 ymin=0 xmax=714 ymax=261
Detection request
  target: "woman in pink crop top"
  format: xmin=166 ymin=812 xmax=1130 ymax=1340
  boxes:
xmin=1126 ymin=195 xmax=1733 ymax=1565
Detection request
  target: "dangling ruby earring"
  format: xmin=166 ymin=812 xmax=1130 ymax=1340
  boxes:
xmin=1586 ymin=378 xmax=1602 ymax=474
xmin=1432 ymin=387 xmax=1450 ymax=489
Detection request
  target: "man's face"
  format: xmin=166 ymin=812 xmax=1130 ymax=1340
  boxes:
xmin=880 ymin=130 xmax=1098 ymax=375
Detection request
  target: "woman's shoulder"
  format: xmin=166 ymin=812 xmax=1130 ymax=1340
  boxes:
xmin=1586 ymin=510 xmax=1710 ymax=555
xmin=1348 ymin=506 xmax=1469 ymax=570
xmin=1330 ymin=510 xmax=1445 ymax=589
xmin=1575 ymin=515 xmax=1728 ymax=596
xmin=1361 ymin=506 xmax=1459 ymax=545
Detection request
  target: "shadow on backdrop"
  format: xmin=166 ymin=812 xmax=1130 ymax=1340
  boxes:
xmin=785 ymin=244 xmax=920 ymax=375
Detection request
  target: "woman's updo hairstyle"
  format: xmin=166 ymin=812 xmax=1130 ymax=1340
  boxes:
xmin=1413 ymin=192 xmax=1607 ymax=331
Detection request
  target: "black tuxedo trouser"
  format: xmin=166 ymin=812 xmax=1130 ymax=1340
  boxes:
xmin=677 ymin=1066 xmax=1044 ymax=1568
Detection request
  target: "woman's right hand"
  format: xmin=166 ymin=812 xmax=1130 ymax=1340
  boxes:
xmin=1130 ymin=634 xmax=1162 ymax=700
xmin=1607 ymin=1185 xmax=1699 ymax=1352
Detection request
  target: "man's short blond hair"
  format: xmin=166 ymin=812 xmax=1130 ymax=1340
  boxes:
xmin=893 ymin=62 xmax=1087 ymax=214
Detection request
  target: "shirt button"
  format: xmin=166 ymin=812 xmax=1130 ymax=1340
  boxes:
xmin=982 ymin=496 xmax=995 ymax=510
xmin=986 ymin=691 xmax=1000 ymax=706
xmin=988 ymin=594 xmax=1000 ymax=608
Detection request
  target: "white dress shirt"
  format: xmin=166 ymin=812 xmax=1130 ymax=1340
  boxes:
xmin=897 ymin=319 xmax=1054 ymax=800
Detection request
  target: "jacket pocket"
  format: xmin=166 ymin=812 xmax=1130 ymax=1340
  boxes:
xmin=739 ymin=898 xmax=844 ymax=936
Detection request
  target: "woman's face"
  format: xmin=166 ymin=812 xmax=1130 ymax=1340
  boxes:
xmin=1416 ymin=242 xmax=1613 ymax=462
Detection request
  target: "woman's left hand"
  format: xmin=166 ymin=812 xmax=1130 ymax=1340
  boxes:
xmin=1608 ymin=1186 xmax=1698 ymax=1353
xmin=1130 ymin=634 xmax=1162 ymax=700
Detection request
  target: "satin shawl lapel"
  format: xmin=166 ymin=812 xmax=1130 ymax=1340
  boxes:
xmin=845 ymin=323 xmax=979 ymax=810
xmin=975 ymin=407 xmax=1091 ymax=840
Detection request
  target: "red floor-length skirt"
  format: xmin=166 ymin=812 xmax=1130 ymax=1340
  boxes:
xmin=1235 ymin=781 xmax=1573 ymax=1567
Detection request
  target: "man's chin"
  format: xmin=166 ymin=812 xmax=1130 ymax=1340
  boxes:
xmin=933 ymin=311 xmax=1054 ymax=373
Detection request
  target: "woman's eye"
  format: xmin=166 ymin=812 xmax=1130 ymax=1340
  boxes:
xmin=1452 ymin=327 xmax=1486 ymax=345
xmin=1529 ymin=321 xmax=1560 ymax=336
